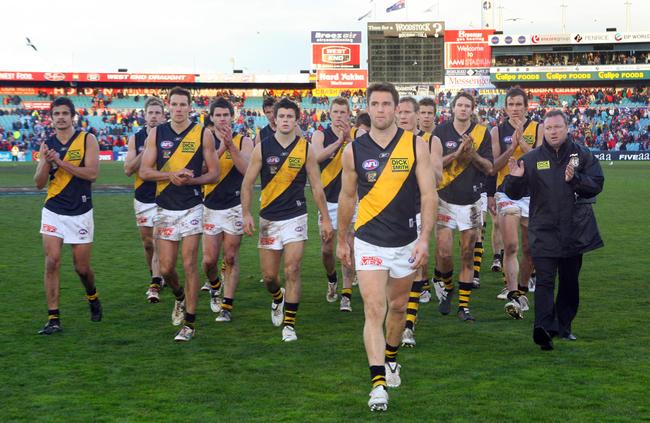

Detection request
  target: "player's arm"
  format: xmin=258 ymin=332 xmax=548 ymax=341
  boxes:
xmin=311 ymin=130 xmax=340 ymax=163
xmin=467 ymin=133 xmax=493 ymax=175
xmin=189 ymin=129 xmax=220 ymax=185
xmin=34 ymin=142 xmax=52 ymax=189
xmin=253 ymin=131 xmax=261 ymax=147
xmin=534 ymin=123 xmax=544 ymax=148
xmin=306 ymin=146 xmax=333 ymax=241
xmin=491 ymin=126 xmax=513 ymax=175
xmin=240 ymin=143 xmax=263 ymax=236
xmin=229 ymin=136 xmax=253 ymax=174
xmin=428 ymin=136 xmax=443 ymax=186
xmin=336 ymin=144 xmax=357 ymax=268
xmin=123 ymin=134 xmax=142 ymax=177
xmin=53 ymin=133 xmax=100 ymax=182
xmin=412 ymin=138 xmax=437 ymax=268
xmin=139 ymin=127 xmax=173 ymax=182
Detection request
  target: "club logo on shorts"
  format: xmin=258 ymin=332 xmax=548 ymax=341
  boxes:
xmin=158 ymin=227 xmax=174 ymax=237
xmin=42 ymin=223 xmax=57 ymax=233
xmin=235 ymin=221 xmax=243 ymax=228
xmin=267 ymin=156 xmax=280 ymax=165
xmin=366 ymin=171 xmax=377 ymax=182
xmin=569 ymin=153 xmax=580 ymax=167
xmin=408 ymin=257 xmax=415 ymax=264
xmin=295 ymin=225 xmax=305 ymax=233
xmin=361 ymin=256 xmax=383 ymax=266
xmin=362 ymin=159 xmax=379 ymax=170
xmin=445 ymin=140 xmax=458 ymax=150
xmin=260 ymin=236 xmax=276 ymax=246
xmin=78 ymin=228 xmax=88 ymax=235
xmin=190 ymin=219 xmax=199 ymax=226
xmin=437 ymin=214 xmax=451 ymax=223
xmin=160 ymin=140 xmax=174 ymax=149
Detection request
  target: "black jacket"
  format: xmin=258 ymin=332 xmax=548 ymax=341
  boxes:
xmin=503 ymin=137 xmax=604 ymax=258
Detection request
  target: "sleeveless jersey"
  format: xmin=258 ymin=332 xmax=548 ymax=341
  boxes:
xmin=44 ymin=130 xmax=93 ymax=216
xmin=259 ymin=124 xmax=275 ymax=143
xmin=204 ymin=134 xmax=244 ymax=210
xmin=319 ymin=126 xmax=358 ymax=203
xmin=133 ymin=127 xmax=156 ymax=203
xmin=353 ymin=128 xmax=419 ymax=247
xmin=435 ymin=121 xmax=492 ymax=205
xmin=496 ymin=119 xmax=539 ymax=190
xmin=260 ymin=135 xmax=308 ymax=221
xmin=155 ymin=121 xmax=204 ymax=211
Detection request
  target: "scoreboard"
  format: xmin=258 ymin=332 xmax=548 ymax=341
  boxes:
xmin=367 ymin=22 xmax=445 ymax=85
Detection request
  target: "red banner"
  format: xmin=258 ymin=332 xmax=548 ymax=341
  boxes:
xmin=316 ymin=70 xmax=367 ymax=89
xmin=0 ymin=71 xmax=196 ymax=84
xmin=444 ymin=29 xmax=494 ymax=69
xmin=312 ymin=45 xmax=361 ymax=69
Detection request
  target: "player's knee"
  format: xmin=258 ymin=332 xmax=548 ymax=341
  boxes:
xmin=73 ymin=263 xmax=90 ymax=278
xmin=284 ymin=262 xmax=301 ymax=280
xmin=45 ymin=255 xmax=61 ymax=272
xmin=504 ymin=241 xmax=518 ymax=256
xmin=223 ymin=251 xmax=237 ymax=267
xmin=460 ymin=247 xmax=474 ymax=264
xmin=388 ymin=298 xmax=408 ymax=314
xmin=364 ymin=301 xmax=387 ymax=321
xmin=202 ymin=254 xmax=218 ymax=269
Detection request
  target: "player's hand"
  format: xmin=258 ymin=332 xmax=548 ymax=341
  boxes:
xmin=487 ymin=196 xmax=497 ymax=217
xmin=512 ymin=125 xmax=523 ymax=150
xmin=320 ymin=218 xmax=333 ymax=242
xmin=338 ymin=121 xmax=351 ymax=142
xmin=508 ymin=157 xmax=525 ymax=177
xmin=565 ymin=163 xmax=575 ymax=182
xmin=410 ymin=238 xmax=429 ymax=269
xmin=336 ymin=238 xmax=352 ymax=268
xmin=243 ymin=214 xmax=255 ymax=236
xmin=217 ymin=125 xmax=234 ymax=149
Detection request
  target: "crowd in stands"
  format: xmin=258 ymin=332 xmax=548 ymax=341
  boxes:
xmin=494 ymin=51 xmax=649 ymax=67
xmin=1 ymin=88 xmax=648 ymax=154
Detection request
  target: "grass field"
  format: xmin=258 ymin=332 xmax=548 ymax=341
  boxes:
xmin=1 ymin=161 xmax=649 ymax=422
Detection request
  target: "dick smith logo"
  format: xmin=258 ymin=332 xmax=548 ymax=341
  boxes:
xmin=391 ymin=158 xmax=409 ymax=172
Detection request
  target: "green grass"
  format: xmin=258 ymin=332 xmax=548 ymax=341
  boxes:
xmin=1 ymin=161 xmax=649 ymax=422
xmin=0 ymin=161 xmax=131 ymax=187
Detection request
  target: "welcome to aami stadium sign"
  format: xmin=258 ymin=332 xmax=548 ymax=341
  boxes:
xmin=490 ymin=65 xmax=650 ymax=83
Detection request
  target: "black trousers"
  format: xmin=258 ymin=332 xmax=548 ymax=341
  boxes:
xmin=532 ymin=255 xmax=583 ymax=337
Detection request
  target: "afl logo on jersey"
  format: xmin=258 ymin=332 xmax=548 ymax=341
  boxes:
xmin=362 ymin=159 xmax=379 ymax=170
xmin=267 ymin=156 xmax=280 ymax=165
xmin=445 ymin=140 xmax=458 ymax=150
xmin=160 ymin=140 xmax=174 ymax=149
xmin=504 ymin=136 xmax=513 ymax=144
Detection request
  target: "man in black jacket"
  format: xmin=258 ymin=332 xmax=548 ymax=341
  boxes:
xmin=503 ymin=109 xmax=604 ymax=351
